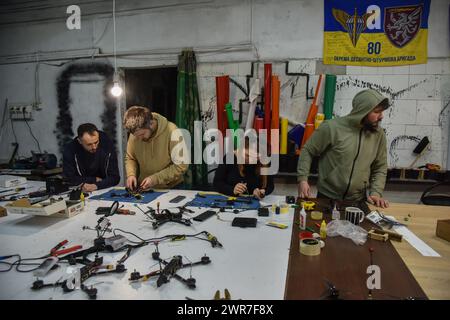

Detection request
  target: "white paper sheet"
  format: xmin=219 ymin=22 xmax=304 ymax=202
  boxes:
xmin=389 ymin=217 xmax=441 ymax=257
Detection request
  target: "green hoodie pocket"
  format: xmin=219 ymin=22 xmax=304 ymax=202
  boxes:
xmin=322 ymin=165 xmax=349 ymax=198
xmin=346 ymin=171 xmax=370 ymax=200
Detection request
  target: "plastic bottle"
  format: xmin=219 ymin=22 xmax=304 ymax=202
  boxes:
xmin=80 ymin=192 xmax=85 ymax=205
xmin=320 ymin=220 xmax=327 ymax=239
xmin=299 ymin=204 xmax=306 ymax=230
xmin=332 ymin=204 xmax=340 ymax=220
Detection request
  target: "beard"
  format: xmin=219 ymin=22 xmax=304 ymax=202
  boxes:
xmin=362 ymin=117 xmax=381 ymax=133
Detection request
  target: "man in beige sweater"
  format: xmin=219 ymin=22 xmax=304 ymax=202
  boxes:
xmin=123 ymin=106 xmax=188 ymax=190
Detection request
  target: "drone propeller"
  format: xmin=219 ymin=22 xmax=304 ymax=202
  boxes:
xmin=319 ymin=279 xmax=353 ymax=300
xmin=319 ymin=279 xmax=340 ymax=300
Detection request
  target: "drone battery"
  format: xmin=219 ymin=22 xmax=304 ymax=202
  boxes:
xmin=169 ymin=195 xmax=186 ymax=203
xmin=95 ymin=207 xmax=111 ymax=215
xmin=258 ymin=207 xmax=269 ymax=217
xmin=105 ymin=235 xmax=127 ymax=251
xmin=232 ymin=217 xmax=257 ymax=228
xmin=33 ymin=256 xmax=59 ymax=277
xmin=193 ymin=210 xmax=216 ymax=222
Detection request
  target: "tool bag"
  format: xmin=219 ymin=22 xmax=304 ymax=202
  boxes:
xmin=420 ymin=180 xmax=450 ymax=206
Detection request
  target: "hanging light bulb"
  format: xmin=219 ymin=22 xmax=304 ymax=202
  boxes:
xmin=111 ymin=81 xmax=123 ymax=97
xmin=110 ymin=0 xmax=123 ymax=97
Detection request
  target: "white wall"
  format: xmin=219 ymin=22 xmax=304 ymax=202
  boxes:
xmin=0 ymin=0 xmax=449 ymax=170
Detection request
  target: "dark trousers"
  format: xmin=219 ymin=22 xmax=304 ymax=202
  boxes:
xmin=317 ymin=191 xmax=333 ymax=200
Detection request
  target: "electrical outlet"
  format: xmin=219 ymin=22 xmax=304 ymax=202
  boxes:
xmin=9 ymin=105 xmax=33 ymax=120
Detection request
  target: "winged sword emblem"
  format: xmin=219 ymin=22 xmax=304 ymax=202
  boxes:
xmin=333 ymin=7 xmax=375 ymax=47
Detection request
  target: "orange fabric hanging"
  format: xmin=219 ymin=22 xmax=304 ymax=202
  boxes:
xmin=271 ymin=75 xmax=280 ymax=130
xmin=301 ymin=74 xmax=323 ymax=147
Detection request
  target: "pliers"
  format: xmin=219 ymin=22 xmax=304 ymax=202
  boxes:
xmin=49 ymin=240 xmax=82 ymax=257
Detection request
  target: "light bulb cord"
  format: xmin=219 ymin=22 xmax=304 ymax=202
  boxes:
xmin=113 ymin=0 xmax=117 ymax=75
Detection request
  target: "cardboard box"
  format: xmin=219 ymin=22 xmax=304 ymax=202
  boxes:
xmin=436 ymin=219 xmax=450 ymax=242
xmin=0 ymin=206 xmax=6 ymax=217
xmin=5 ymin=198 xmax=84 ymax=218
xmin=53 ymin=200 xmax=84 ymax=218
xmin=0 ymin=175 xmax=27 ymax=188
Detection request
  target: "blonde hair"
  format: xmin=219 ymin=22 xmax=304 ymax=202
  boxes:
xmin=123 ymin=106 xmax=153 ymax=133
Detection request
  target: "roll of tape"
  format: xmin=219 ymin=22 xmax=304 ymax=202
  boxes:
xmin=280 ymin=204 xmax=289 ymax=214
xmin=299 ymin=238 xmax=321 ymax=256
xmin=311 ymin=211 xmax=323 ymax=220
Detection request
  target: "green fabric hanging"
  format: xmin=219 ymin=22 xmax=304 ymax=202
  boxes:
xmin=323 ymin=74 xmax=337 ymax=120
xmin=175 ymin=50 xmax=207 ymax=189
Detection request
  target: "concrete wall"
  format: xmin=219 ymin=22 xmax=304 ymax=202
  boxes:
xmin=0 ymin=0 xmax=449 ymax=173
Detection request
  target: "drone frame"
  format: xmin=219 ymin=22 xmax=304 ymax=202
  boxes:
xmin=136 ymin=205 xmax=193 ymax=229
xmin=128 ymin=243 xmax=210 ymax=289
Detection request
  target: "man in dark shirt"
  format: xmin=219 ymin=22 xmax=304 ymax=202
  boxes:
xmin=63 ymin=123 xmax=120 ymax=192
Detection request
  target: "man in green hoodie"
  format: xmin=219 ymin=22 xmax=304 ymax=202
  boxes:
xmin=297 ymin=89 xmax=389 ymax=208
xmin=123 ymin=106 xmax=188 ymax=190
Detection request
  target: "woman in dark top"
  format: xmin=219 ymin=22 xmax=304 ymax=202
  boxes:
xmin=213 ymin=140 xmax=274 ymax=199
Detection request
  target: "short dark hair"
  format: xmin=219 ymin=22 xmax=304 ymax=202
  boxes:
xmin=77 ymin=123 xmax=98 ymax=138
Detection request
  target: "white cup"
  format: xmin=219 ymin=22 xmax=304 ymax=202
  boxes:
xmin=345 ymin=207 xmax=365 ymax=225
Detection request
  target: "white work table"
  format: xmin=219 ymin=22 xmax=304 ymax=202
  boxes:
xmin=0 ymin=186 xmax=294 ymax=300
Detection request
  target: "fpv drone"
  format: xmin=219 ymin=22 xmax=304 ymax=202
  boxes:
xmin=31 ymin=247 xmax=131 ymax=300
xmin=135 ymin=204 xmax=193 ymax=229
xmin=128 ymin=243 xmax=210 ymax=289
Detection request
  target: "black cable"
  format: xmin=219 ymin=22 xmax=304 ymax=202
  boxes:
xmin=0 ymin=254 xmax=47 ymax=273
xmin=112 ymin=229 xmax=212 ymax=246
xmin=0 ymin=254 xmax=21 ymax=272
xmin=9 ymin=116 xmax=18 ymax=144
xmin=22 ymin=109 xmax=42 ymax=153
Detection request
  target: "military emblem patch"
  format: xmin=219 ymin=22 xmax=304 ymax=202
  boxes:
xmin=332 ymin=8 xmax=375 ymax=47
xmin=384 ymin=5 xmax=423 ymax=48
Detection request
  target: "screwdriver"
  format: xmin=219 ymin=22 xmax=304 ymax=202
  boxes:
xmin=0 ymin=187 xmax=26 ymax=194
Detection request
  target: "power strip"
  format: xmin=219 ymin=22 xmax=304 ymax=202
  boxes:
xmin=9 ymin=105 xmax=33 ymax=120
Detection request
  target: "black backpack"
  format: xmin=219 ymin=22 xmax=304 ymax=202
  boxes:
xmin=420 ymin=180 xmax=450 ymax=206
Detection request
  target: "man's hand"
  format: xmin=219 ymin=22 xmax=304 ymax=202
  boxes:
xmin=253 ymin=188 xmax=266 ymax=199
xmin=126 ymin=176 xmax=137 ymax=190
xmin=140 ymin=176 xmax=156 ymax=190
xmin=298 ymin=181 xmax=311 ymax=199
xmin=82 ymin=183 xmax=98 ymax=193
xmin=367 ymin=195 xmax=389 ymax=208
xmin=233 ymin=183 xmax=247 ymax=196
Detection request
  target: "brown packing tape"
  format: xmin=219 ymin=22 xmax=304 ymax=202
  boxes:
xmin=8 ymin=198 xmax=32 ymax=207
xmin=311 ymin=211 xmax=323 ymax=220
xmin=299 ymin=238 xmax=321 ymax=256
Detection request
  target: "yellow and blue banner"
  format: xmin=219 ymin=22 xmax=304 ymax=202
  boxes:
xmin=323 ymin=0 xmax=430 ymax=66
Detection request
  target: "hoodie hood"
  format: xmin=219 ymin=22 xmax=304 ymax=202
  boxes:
xmin=150 ymin=112 xmax=169 ymax=140
xmin=345 ymin=89 xmax=390 ymax=127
